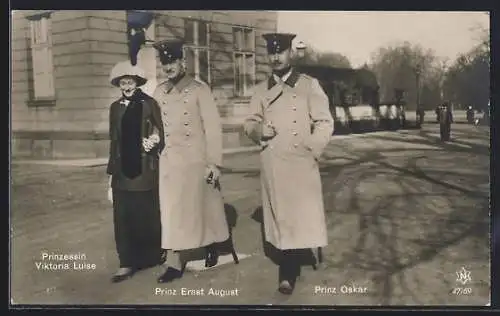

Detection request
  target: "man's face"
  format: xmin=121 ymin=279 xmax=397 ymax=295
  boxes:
xmin=268 ymin=48 xmax=292 ymax=71
xmin=118 ymin=77 xmax=138 ymax=97
xmin=162 ymin=59 xmax=184 ymax=80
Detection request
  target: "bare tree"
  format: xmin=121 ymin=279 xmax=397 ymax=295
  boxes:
xmin=443 ymin=26 xmax=490 ymax=110
xmin=368 ymin=41 xmax=442 ymax=109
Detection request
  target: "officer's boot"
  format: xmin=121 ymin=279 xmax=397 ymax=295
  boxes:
xmin=205 ymin=243 xmax=219 ymax=268
xmin=157 ymin=250 xmax=184 ymax=283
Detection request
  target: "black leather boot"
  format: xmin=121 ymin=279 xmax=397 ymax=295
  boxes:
xmin=157 ymin=267 xmax=183 ymax=283
xmin=278 ymin=262 xmax=299 ymax=295
xmin=205 ymin=244 xmax=219 ymax=268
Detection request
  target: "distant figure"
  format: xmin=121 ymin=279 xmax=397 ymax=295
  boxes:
xmin=439 ymin=102 xmax=453 ymax=141
xmin=466 ymin=106 xmax=474 ymax=124
xmin=417 ymin=107 xmax=425 ymax=127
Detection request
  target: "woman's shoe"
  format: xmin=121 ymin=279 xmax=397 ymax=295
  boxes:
xmin=111 ymin=267 xmax=135 ymax=283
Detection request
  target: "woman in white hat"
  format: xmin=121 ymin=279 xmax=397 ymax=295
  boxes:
xmin=106 ymin=61 xmax=165 ymax=283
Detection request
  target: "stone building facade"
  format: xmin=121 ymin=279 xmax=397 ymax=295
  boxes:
xmin=11 ymin=10 xmax=277 ymax=158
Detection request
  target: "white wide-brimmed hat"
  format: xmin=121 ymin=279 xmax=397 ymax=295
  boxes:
xmin=109 ymin=61 xmax=148 ymax=87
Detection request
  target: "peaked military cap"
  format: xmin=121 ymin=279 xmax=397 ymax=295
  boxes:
xmin=153 ymin=39 xmax=184 ymax=64
xmin=262 ymin=33 xmax=297 ymax=54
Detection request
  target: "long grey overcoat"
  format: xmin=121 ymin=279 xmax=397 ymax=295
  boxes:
xmin=244 ymin=69 xmax=334 ymax=250
xmin=153 ymin=74 xmax=229 ymax=250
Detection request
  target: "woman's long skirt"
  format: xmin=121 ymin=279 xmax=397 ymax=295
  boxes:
xmin=112 ymin=189 xmax=162 ymax=269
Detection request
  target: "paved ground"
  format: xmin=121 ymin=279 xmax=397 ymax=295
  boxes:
xmin=10 ymin=123 xmax=490 ymax=306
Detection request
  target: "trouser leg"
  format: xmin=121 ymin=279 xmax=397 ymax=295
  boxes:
xmin=279 ymin=250 xmax=301 ymax=283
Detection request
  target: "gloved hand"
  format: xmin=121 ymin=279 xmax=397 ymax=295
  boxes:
xmin=143 ymin=133 xmax=160 ymax=152
xmin=205 ymin=164 xmax=221 ymax=187
xmin=261 ymin=121 xmax=277 ymax=141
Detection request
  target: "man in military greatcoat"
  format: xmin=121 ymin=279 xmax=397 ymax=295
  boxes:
xmin=244 ymin=33 xmax=334 ymax=295
xmin=152 ymin=40 xmax=230 ymax=283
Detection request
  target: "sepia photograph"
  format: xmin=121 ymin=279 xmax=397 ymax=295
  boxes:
xmin=10 ymin=10 xmax=490 ymax=306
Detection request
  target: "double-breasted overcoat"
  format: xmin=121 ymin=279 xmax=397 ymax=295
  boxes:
xmin=153 ymin=74 xmax=229 ymax=251
xmin=244 ymin=69 xmax=334 ymax=250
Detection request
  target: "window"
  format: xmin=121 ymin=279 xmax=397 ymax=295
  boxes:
xmin=233 ymin=26 xmax=255 ymax=97
xmin=183 ymin=19 xmax=210 ymax=85
xmin=28 ymin=13 xmax=55 ymax=101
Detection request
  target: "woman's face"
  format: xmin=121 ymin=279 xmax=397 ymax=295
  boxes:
xmin=119 ymin=77 xmax=138 ymax=97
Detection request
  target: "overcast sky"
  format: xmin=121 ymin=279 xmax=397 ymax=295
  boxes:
xmin=277 ymin=11 xmax=489 ymax=68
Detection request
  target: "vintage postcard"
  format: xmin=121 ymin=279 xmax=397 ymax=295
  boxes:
xmin=10 ymin=10 xmax=491 ymax=306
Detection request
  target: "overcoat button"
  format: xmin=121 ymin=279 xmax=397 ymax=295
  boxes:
xmin=293 ymin=143 xmax=298 ymax=147
xmin=184 ymin=111 xmax=188 ymax=115
xmin=184 ymin=122 xmax=189 ymax=126
xmin=293 ymin=132 xmax=298 ymax=136
xmin=184 ymin=99 xmax=188 ymax=103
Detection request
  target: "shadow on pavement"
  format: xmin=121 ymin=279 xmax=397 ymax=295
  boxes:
xmin=179 ymin=203 xmax=240 ymax=263
xmin=316 ymin=130 xmax=490 ymax=304
xmin=250 ymin=206 xmax=317 ymax=270
xmin=218 ymin=203 xmax=240 ymax=257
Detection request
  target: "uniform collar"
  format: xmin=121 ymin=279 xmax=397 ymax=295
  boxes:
xmin=268 ymin=68 xmax=300 ymax=90
xmin=161 ymin=73 xmax=193 ymax=94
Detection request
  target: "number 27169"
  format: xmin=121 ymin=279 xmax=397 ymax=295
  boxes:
xmin=452 ymin=287 xmax=472 ymax=295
